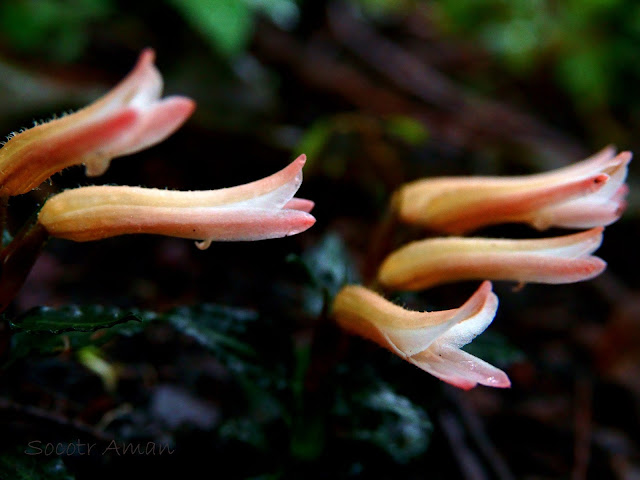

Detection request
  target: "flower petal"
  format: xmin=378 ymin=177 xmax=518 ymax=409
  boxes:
xmin=85 ymin=96 xmax=196 ymax=176
xmin=409 ymin=347 xmax=511 ymax=390
xmin=284 ymin=198 xmax=315 ymax=213
xmin=333 ymin=281 xmax=497 ymax=357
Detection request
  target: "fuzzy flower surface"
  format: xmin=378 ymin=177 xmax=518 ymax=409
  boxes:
xmin=38 ymin=155 xmax=315 ymax=248
xmin=333 ymin=281 xmax=510 ymax=390
xmin=0 ymin=48 xmax=195 ymax=196
xmin=394 ymin=147 xmax=631 ymax=234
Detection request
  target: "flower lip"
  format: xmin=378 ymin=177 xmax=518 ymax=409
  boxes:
xmin=0 ymin=48 xmax=196 ymax=196
xmin=38 ymin=155 xmax=315 ymax=247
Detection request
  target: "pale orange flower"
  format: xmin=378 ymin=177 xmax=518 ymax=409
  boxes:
xmin=333 ymin=281 xmax=510 ymax=390
xmin=0 ymin=48 xmax=195 ymax=196
xmin=378 ymin=228 xmax=606 ymax=290
xmin=38 ymin=155 xmax=315 ymax=248
xmin=394 ymin=147 xmax=630 ymax=234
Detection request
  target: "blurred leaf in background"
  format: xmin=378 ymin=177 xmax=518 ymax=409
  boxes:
xmin=433 ymin=0 xmax=640 ymax=111
xmin=167 ymin=0 xmax=299 ymax=58
xmin=0 ymin=0 xmax=114 ymax=62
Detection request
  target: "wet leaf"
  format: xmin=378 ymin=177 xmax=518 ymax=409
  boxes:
xmin=7 ymin=307 xmax=156 ymax=364
xmin=334 ymin=371 xmax=432 ymax=464
xmin=10 ymin=305 xmax=151 ymax=334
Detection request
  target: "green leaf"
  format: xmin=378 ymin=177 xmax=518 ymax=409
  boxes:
xmin=167 ymin=0 xmax=255 ymax=57
xmin=10 ymin=305 xmax=152 ymax=334
xmin=302 ymin=233 xmax=359 ymax=296
xmin=164 ymin=304 xmax=257 ymax=357
xmin=0 ymin=0 xmax=113 ymax=62
xmin=293 ymin=233 xmax=359 ymax=316
xmin=296 ymin=119 xmax=333 ymax=170
xmin=164 ymin=304 xmax=293 ymax=392
xmin=384 ymin=115 xmax=429 ymax=145
xmin=7 ymin=307 xmax=156 ymax=364
xmin=0 ymin=449 xmax=75 ymax=480
xmin=334 ymin=373 xmax=432 ymax=464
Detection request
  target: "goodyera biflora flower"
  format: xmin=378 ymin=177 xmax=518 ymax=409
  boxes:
xmin=0 ymin=48 xmax=195 ymax=196
xmin=38 ymin=155 xmax=315 ymax=249
xmin=378 ymin=227 xmax=605 ymax=291
xmin=333 ymin=281 xmax=510 ymax=389
xmin=393 ymin=147 xmax=631 ymax=234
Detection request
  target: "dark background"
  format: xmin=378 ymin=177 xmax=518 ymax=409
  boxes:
xmin=0 ymin=0 xmax=639 ymax=478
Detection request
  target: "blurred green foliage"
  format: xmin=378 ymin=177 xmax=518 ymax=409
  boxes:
xmin=167 ymin=0 xmax=299 ymax=57
xmin=0 ymin=0 xmax=113 ymax=62
xmin=433 ymin=0 xmax=640 ymax=110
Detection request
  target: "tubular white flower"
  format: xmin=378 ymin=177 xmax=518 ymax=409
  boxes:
xmin=0 ymin=48 xmax=195 ymax=196
xmin=333 ymin=281 xmax=510 ymax=390
xmin=38 ymin=155 xmax=315 ymax=248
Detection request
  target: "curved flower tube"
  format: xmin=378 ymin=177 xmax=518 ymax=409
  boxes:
xmin=333 ymin=281 xmax=510 ymax=389
xmin=0 ymin=48 xmax=195 ymax=196
xmin=38 ymin=155 xmax=315 ymax=248
xmin=393 ymin=147 xmax=631 ymax=234
xmin=378 ymin=227 xmax=605 ymax=291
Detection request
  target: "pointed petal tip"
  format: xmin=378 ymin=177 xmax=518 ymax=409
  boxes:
xmin=139 ymin=47 xmax=156 ymax=65
xmin=171 ymin=96 xmax=197 ymax=116
xmin=295 ymin=153 xmax=307 ymax=165
xmin=484 ymin=371 xmax=512 ymax=389
xmin=284 ymin=198 xmax=315 ymax=213
xmin=617 ymin=150 xmax=633 ymax=165
xmin=616 ymin=200 xmax=628 ymax=217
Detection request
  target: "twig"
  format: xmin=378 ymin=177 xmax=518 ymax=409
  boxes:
xmin=572 ymin=378 xmax=593 ymax=480
xmin=0 ymin=397 xmax=113 ymax=444
xmin=439 ymin=410 xmax=489 ymax=480
xmin=326 ymin=2 xmax=584 ymax=167
xmin=446 ymin=387 xmax=516 ymax=480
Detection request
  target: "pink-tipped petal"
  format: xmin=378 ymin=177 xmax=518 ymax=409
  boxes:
xmin=94 ymin=96 xmax=197 ymax=168
xmin=534 ymin=201 xmax=626 ymax=229
xmin=410 ymin=348 xmax=511 ymax=390
xmin=284 ymin=198 xmax=315 ymax=212
xmin=90 ymin=48 xmax=161 ymax=113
